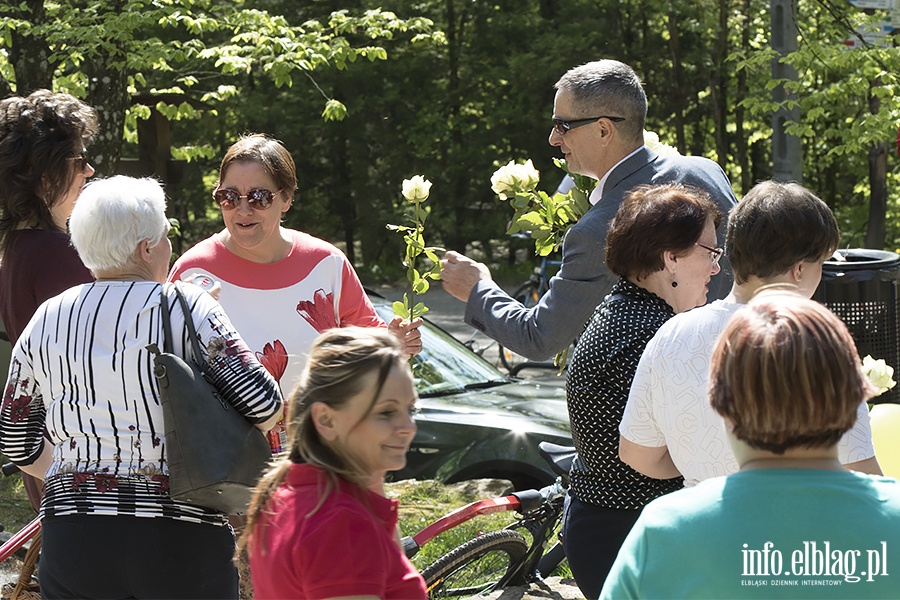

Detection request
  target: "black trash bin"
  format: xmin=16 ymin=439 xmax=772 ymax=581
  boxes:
xmin=813 ymin=248 xmax=900 ymax=404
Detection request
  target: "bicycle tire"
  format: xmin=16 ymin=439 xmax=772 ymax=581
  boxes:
xmin=498 ymin=282 xmax=542 ymax=373
xmin=421 ymin=529 xmax=529 ymax=598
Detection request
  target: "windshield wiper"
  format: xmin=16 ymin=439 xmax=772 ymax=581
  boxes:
xmin=463 ymin=379 xmax=509 ymax=390
xmin=418 ymin=379 xmax=508 ymax=398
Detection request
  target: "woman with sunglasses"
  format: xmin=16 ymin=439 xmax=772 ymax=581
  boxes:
xmin=169 ymin=134 xmax=421 ymax=452
xmin=0 ymin=89 xmax=98 ymax=513
xmin=561 ymin=182 xmax=722 ymax=599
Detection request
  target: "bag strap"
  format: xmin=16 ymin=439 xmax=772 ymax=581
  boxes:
xmin=159 ymin=283 xmax=175 ymax=354
xmin=160 ymin=281 xmax=207 ymax=371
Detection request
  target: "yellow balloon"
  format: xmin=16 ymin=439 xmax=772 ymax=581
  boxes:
xmin=869 ymin=404 xmax=900 ymax=479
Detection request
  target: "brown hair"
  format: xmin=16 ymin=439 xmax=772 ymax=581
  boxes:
xmin=709 ymin=292 xmax=875 ymax=454
xmin=238 ymin=327 xmax=408 ymax=556
xmin=606 ymin=183 xmax=723 ymax=281
xmin=217 ymin=133 xmax=298 ymax=201
xmin=0 ymin=90 xmax=98 ymax=256
xmin=726 ymin=181 xmax=840 ymax=285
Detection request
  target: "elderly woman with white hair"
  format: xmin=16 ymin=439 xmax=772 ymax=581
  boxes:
xmin=0 ymin=175 xmax=282 ymax=599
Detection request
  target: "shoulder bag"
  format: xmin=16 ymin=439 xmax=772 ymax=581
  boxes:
xmin=147 ymin=281 xmax=271 ymax=514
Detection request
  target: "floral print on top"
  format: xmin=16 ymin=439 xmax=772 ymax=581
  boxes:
xmin=0 ymin=281 xmax=282 ymax=524
xmin=169 ymin=230 xmax=386 ymax=453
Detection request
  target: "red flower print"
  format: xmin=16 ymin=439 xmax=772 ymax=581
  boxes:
xmin=224 ymin=339 xmax=241 ymax=358
xmin=297 ymin=289 xmax=338 ymax=332
xmin=256 ymin=340 xmax=288 ymax=382
xmin=94 ymin=474 xmax=119 ymax=493
xmin=8 ymin=395 xmax=32 ymax=423
xmin=71 ymin=473 xmax=90 ymax=491
xmin=151 ymin=474 xmax=170 ymax=494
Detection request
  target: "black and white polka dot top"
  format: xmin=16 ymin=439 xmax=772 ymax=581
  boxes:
xmin=566 ymin=278 xmax=684 ymax=509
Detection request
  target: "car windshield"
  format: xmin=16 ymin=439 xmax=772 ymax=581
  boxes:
xmin=373 ymin=304 xmax=507 ymax=396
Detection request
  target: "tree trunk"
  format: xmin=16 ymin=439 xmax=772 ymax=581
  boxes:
xmin=84 ymin=47 xmax=129 ymax=177
xmin=864 ymin=83 xmax=887 ymax=249
xmin=445 ymin=0 xmax=467 ymax=253
xmin=735 ymin=0 xmax=751 ymax=194
xmin=666 ymin=9 xmax=686 ymax=152
xmin=865 ymin=141 xmax=888 ymax=249
xmin=9 ymin=0 xmax=53 ymax=93
xmin=709 ymin=0 xmax=729 ymax=169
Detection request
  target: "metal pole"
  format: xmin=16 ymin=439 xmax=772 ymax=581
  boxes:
xmin=771 ymin=0 xmax=803 ymax=182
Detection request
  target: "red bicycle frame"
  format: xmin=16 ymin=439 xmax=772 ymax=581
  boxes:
xmin=0 ymin=518 xmax=40 ymax=563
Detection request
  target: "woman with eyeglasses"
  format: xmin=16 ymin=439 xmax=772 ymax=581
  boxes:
xmin=0 ymin=89 xmax=98 ymax=513
xmin=169 ymin=134 xmax=422 ymax=453
xmin=561 ymin=182 xmax=722 ymax=599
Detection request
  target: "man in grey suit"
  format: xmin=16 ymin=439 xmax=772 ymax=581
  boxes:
xmin=441 ymin=59 xmax=738 ymax=360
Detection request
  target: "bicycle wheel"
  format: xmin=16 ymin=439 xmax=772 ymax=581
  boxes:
xmin=421 ymin=529 xmax=529 ymax=598
xmin=498 ymin=282 xmax=541 ymax=373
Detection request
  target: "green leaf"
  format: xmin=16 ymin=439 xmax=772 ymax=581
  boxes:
xmin=322 ymin=99 xmax=347 ymax=121
xmin=392 ymin=300 xmax=409 ymax=319
xmin=411 ymin=302 xmax=429 ymax=319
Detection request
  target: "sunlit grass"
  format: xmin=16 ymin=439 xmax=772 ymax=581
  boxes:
xmin=389 ymin=479 xmax=570 ymax=579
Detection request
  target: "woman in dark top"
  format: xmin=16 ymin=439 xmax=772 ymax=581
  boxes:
xmin=0 ymin=90 xmax=97 ymax=510
xmin=562 ymin=183 xmax=723 ymax=598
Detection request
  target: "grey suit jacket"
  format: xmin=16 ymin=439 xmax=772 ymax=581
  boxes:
xmin=465 ymin=146 xmax=737 ymax=360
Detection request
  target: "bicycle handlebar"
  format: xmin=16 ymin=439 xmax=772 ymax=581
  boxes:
xmin=2 ymin=462 xmax=21 ymax=477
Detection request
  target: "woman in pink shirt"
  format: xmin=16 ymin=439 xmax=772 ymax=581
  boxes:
xmin=169 ymin=134 xmax=421 ymax=452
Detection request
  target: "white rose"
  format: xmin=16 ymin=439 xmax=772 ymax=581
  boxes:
xmin=402 ymin=175 xmax=432 ymax=203
xmin=862 ymin=355 xmax=897 ymax=395
xmin=491 ymin=160 xmax=540 ymax=199
xmin=643 ymin=130 xmax=680 ymax=157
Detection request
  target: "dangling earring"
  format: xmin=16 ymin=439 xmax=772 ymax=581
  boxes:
xmin=671 ymin=278 xmax=678 ymax=288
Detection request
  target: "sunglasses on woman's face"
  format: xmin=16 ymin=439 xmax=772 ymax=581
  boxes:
xmin=212 ymin=188 xmax=282 ymax=211
xmin=67 ymin=150 xmax=91 ymax=174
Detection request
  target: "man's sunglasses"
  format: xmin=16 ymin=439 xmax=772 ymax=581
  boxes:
xmin=552 ymin=115 xmax=625 ymax=136
xmin=212 ymin=188 xmax=283 ymax=210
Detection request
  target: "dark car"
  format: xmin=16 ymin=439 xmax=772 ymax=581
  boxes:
xmin=372 ymin=303 xmax=572 ymax=491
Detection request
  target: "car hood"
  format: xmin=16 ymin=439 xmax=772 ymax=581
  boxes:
xmin=418 ymin=379 xmax=570 ymax=439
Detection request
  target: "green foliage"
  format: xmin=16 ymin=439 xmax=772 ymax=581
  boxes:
xmin=0 ymin=466 xmax=33 ymax=535
xmin=0 ymin=0 xmax=897 ymax=272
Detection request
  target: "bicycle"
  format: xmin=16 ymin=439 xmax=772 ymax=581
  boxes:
xmin=402 ymin=442 xmax=576 ymax=598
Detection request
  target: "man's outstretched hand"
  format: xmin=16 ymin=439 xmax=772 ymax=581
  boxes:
xmin=440 ymin=251 xmax=493 ymax=303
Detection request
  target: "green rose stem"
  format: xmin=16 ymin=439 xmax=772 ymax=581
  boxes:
xmin=387 ymin=176 xmax=444 ymax=323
